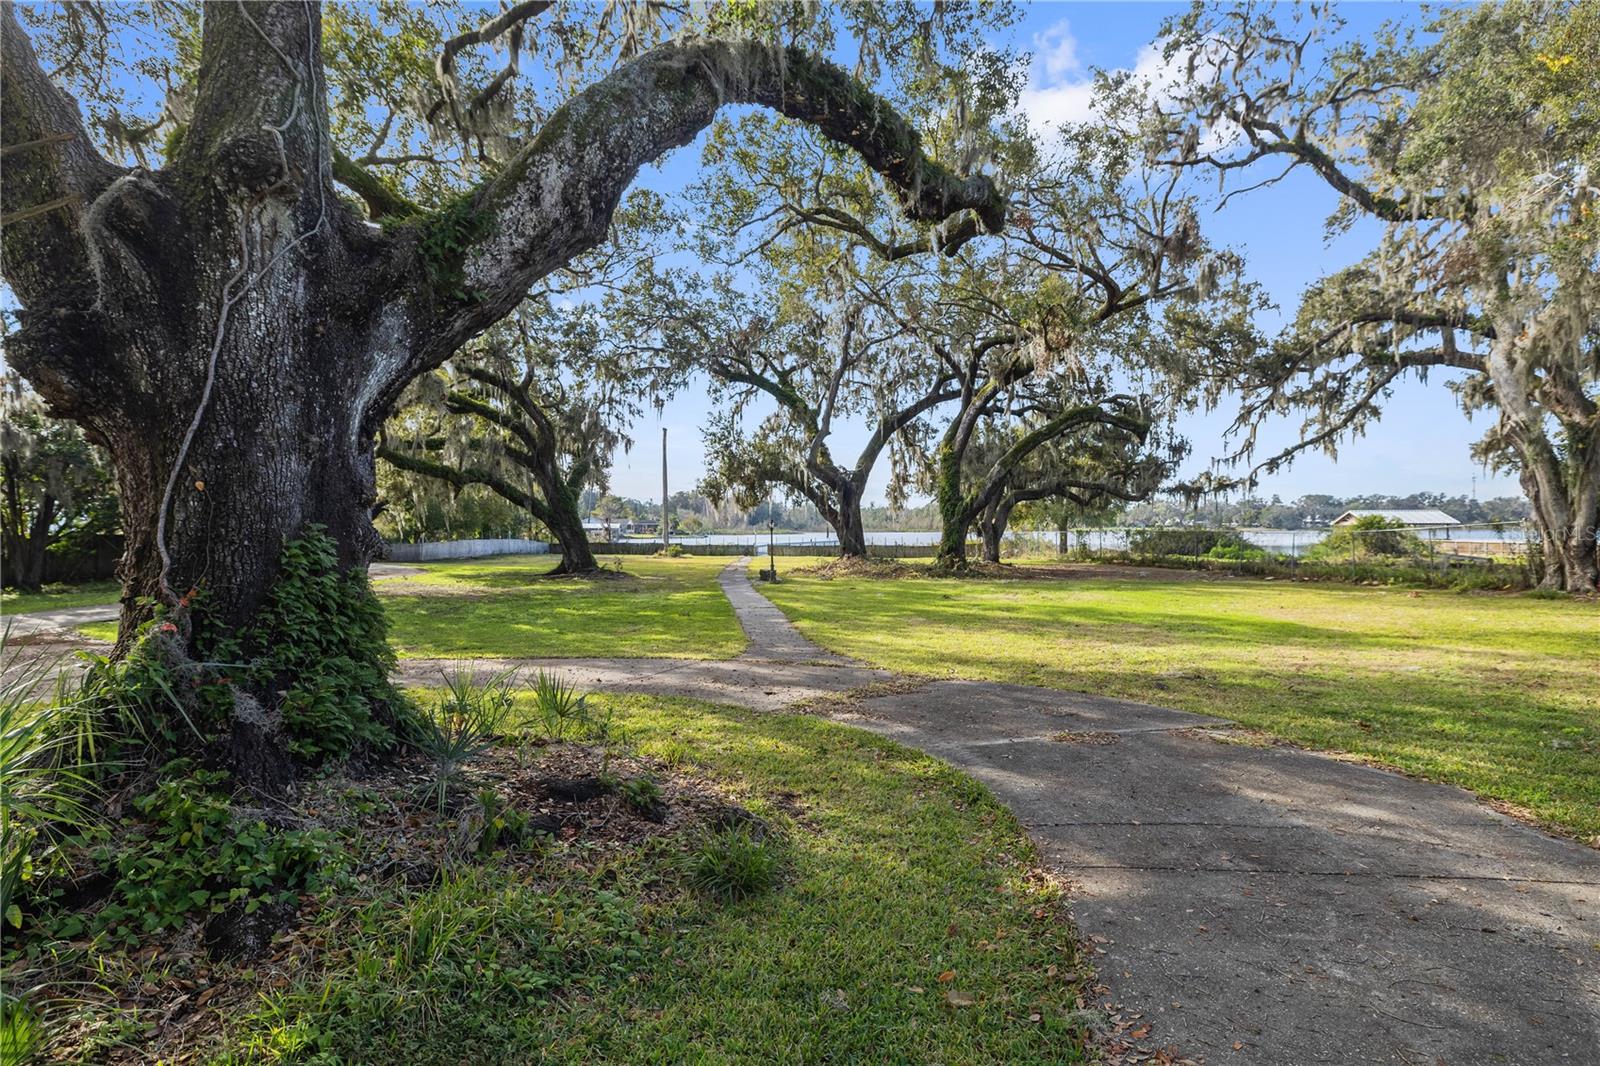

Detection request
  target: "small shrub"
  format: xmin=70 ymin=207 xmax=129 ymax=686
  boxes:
xmin=688 ymin=825 xmax=781 ymax=902
xmin=473 ymin=789 xmax=532 ymax=857
xmin=1304 ymin=516 xmax=1423 ymax=562
xmin=617 ymin=775 xmax=660 ymax=807
xmin=413 ymin=667 xmax=517 ymax=809
xmin=1203 ymin=543 xmax=1268 ymax=562
xmin=656 ymin=544 xmax=686 ymax=558
xmin=530 ymin=670 xmax=595 ymax=741
xmin=613 ymin=775 xmax=663 ymax=817
xmin=1127 ymin=528 xmax=1256 ymax=558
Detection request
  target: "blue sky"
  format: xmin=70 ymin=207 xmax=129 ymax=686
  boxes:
xmin=612 ymin=1 xmax=1520 ymax=507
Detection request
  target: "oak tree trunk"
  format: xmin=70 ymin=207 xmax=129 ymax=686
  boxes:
xmin=978 ymin=496 xmax=1016 ymax=565
xmin=2 ymin=492 xmax=54 ymax=592
xmin=540 ymin=481 xmax=598 ymax=576
xmin=834 ymin=481 xmax=867 ymax=559
xmin=934 ymin=448 xmax=972 ymax=570
xmin=1489 ymin=339 xmax=1600 ymax=593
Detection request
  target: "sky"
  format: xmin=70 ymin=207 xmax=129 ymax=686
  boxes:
xmin=608 ymin=1 xmax=1521 ymax=508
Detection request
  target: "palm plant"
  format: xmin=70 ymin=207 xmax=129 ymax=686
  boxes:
xmin=411 ymin=665 xmax=518 ymax=810
xmin=530 ymin=669 xmax=594 ymax=741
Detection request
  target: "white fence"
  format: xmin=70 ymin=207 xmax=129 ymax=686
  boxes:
xmin=384 ymin=538 xmax=549 ymax=562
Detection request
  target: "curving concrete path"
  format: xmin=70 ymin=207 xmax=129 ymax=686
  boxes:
xmin=839 ymin=679 xmax=1600 ymax=1063
xmin=22 ymin=560 xmax=1600 ymax=1061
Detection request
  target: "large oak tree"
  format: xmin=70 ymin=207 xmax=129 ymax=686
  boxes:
xmin=1 ymin=1 xmax=1000 ymax=777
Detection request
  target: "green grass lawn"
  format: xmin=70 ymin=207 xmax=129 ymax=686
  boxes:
xmin=71 ymin=555 xmax=746 ymax=657
xmin=377 ymin=553 xmax=746 ymax=659
xmin=756 ymin=563 xmax=1600 ymax=842
xmin=1 ymin=580 xmax=119 ymax=615
xmin=213 ymin=694 xmax=1089 ymax=1064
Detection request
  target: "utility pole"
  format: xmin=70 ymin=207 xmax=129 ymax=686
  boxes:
xmin=661 ymin=426 xmax=670 ymax=550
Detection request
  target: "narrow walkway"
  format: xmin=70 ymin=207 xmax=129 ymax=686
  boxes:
xmin=717 ymin=560 xmax=854 ymax=664
xmin=2 ymin=601 xmax=118 ymax=637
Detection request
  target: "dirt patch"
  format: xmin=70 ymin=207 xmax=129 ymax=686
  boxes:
xmin=798 ymin=557 xmax=926 ymax=580
xmin=1050 ymin=731 xmax=1121 ymax=745
xmin=537 ymin=565 xmax=636 ymax=582
xmin=787 ymin=675 xmax=934 ymax=716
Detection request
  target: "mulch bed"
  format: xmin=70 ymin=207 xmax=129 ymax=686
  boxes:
xmin=19 ymin=741 xmax=772 ymax=1064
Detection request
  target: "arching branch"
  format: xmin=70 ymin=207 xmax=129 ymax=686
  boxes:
xmin=406 ymin=38 xmax=1005 ymax=383
xmin=375 ymin=441 xmax=551 ymax=525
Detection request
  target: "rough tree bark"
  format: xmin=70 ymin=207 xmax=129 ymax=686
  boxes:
xmin=976 ymin=495 xmax=1012 ymax=564
xmin=1488 ymin=332 xmax=1600 ymax=593
xmin=929 ymin=358 xmax=1031 ymax=569
xmin=1 ymin=2 xmax=1001 ymax=777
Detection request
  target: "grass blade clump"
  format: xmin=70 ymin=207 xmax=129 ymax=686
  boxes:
xmin=687 ymin=824 xmax=782 ymax=902
xmin=1 ymin=630 xmax=98 ymax=932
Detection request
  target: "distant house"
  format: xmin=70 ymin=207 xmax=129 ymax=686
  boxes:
xmin=1331 ymin=509 xmax=1460 ymax=528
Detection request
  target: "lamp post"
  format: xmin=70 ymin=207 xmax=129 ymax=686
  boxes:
xmin=767 ymin=516 xmax=777 ymax=582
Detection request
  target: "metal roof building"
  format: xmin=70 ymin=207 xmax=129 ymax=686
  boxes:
xmin=1331 ymin=509 xmax=1461 ymax=527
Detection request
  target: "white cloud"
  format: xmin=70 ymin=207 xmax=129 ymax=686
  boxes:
xmin=1018 ymin=21 xmax=1233 ymax=151
xmin=1034 ymin=20 xmax=1084 ymax=83
xmin=1018 ymin=80 xmax=1101 ymax=129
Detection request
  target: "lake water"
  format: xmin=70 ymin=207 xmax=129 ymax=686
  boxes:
xmin=654 ymin=524 xmax=1529 ymax=558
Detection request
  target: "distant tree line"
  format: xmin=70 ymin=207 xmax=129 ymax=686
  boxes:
xmin=1117 ymin=493 xmax=1530 ymax=531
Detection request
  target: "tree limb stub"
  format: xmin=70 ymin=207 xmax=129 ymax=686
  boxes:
xmin=332 ymin=149 xmax=416 ymax=220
